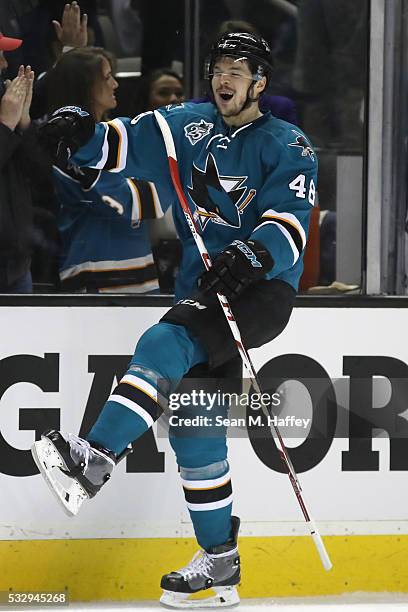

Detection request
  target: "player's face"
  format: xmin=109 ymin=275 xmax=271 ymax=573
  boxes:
xmin=92 ymin=56 xmax=118 ymax=120
xmin=148 ymin=75 xmax=184 ymax=109
xmin=211 ymin=56 xmax=265 ymax=123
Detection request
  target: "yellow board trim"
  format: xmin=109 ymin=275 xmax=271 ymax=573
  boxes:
xmin=1 ymin=535 xmax=408 ymax=601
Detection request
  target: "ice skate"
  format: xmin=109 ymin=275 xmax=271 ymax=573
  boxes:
xmin=160 ymin=516 xmax=240 ymax=609
xmin=31 ymin=429 xmax=116 ymax=516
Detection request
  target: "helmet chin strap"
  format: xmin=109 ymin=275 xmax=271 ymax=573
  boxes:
xmin=242 ymin=80 xmax=260 ymax=112
xmin=229 ymin=80 xmax=260 ymax=117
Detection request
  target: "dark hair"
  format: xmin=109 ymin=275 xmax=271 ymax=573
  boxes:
xmin=133 ymin=68 xmax=183 ymax=115
xmin=47 ymin=47 xmax=116 ymax=120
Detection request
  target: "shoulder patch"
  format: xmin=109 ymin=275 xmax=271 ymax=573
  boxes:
xmin=288 ymin=130 xmax=315 ymax=162
xmin=165 ymin=102 xmax=185 ymax=111
xmin=184 ymin=119 xmax=214 ymax=145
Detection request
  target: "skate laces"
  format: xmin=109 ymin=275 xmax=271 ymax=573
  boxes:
xmin=67 ymin=434 xmax=91 ymax=471
xmin=178 ymin=550 xmax=214 ymax=580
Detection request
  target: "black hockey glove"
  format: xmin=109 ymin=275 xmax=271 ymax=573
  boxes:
xmin=198 ymin=239 xmax=274 ymax=300
xmin=39 ymin=106 xmax=95 ymax=164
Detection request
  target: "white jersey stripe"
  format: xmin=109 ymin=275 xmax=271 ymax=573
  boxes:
xmin=108 ymin=118 xmax=128 ymax=172
xmin=126 ymin=178 xmax=142 ymax=226
xmin=254 ymin=220 xmax=299 ymax=265
xmin=60 ymin=254 xmax=155 ymax=280
xmin=261 ymin=208 xmax=306 ymax=248
xmin=149 ymin=181 xmax=164 ymax=218
xmin=91 ymin=123 xmax=109 ymax=170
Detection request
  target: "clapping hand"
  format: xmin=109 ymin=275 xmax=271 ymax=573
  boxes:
xmin=0 ymin=66 xmax=34 ymax=132
xmin=19 ymin=65 xmax=35 ymax=131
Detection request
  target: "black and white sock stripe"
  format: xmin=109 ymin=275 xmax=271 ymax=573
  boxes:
xmin=181 ymin=471 xmax=233 ymax=512
xmin=109 ymin=373 xmax=161 ymax=428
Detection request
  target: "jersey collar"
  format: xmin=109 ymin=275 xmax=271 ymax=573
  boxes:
xmin=216 ymin=110 xmax=271 ymax=137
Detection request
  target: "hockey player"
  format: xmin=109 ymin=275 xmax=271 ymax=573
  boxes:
xmin=32 ymin=32 xmax=317 ymax=608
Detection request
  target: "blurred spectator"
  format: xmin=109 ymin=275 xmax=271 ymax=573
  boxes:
xmin=197 ymin=0 xmax=231 ymax=70
xmin=45 ymin=0 xmax=98 ymax=43
xmin=240 ymin=0 xmax=296 ymax=48
xmin=240 ymin=0 xmax=298 ymax=97
xmin=31 ymin=1 xmax=89 ymax=119
xmin=13 ymin=3 xmax=89 ymax=290
xmin=26 ymin=2 xmax=90 ymax=292
xmin=0 ymin=1 xmax=38 ymax=76
xmin=0 ymin=33 xmax=36 ymax=293
xmin=293 ymin=0 xmax=368 ymax=149
xmin=133 ymin=68 xmax=184 ymax=116
xmin=50 ymin=0 xmax=90 ymax=60
xmin=107 ymin=0 xmax=142 ymax=58
xmin=138 ymin=1 xmax=184 ymax=74
xmin=48 ymin=47 xmax=170 ymax=292
xmin=0 ymin=1 xmax=98 ymax=77
xmin=40 ymin=0 xmax=98 ymax=72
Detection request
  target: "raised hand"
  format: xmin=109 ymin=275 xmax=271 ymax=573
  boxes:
xmin=0 ymin=68 xmax=28 ymax=131
xmin=19 ymin=65 xmax=35 ymax=131
xmin=53 ymin=1 xmax=88 ymax=48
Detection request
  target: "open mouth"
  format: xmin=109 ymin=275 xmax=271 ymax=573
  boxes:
xmin=218 ymin=92 xmax=234 ymax=101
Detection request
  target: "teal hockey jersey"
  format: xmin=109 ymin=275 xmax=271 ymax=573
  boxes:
xmin=72 ymin=104 xmax=318 ymax=299
xmin=53 ymin=163 xmax=169 ymax=292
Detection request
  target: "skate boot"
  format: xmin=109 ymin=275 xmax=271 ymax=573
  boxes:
xmin=160 ymin=516 xmax=240 ymax=609
xmin=31 ymin=429 xmax=122 ymax=516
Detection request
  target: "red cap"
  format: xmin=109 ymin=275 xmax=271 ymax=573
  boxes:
xmin=0 ymin=32 xmax=23 ymax=52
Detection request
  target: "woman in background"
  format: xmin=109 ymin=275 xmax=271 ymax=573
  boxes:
xmin=48 ymin=47 xmax=171 ymax=292
xmin=133 ymin=68 xmax=184 ymax=116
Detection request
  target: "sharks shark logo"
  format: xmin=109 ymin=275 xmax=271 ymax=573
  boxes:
xmin=288 ymin=130 xmax=315 ymax=161
xmin=187 ymin=153 xmax=256 ymax=230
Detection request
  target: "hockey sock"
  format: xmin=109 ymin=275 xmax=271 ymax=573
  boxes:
xmin=87 ymin=322 xmax=208 ymax=454
xmin=180 ymin=460 xmax=233 ymax=550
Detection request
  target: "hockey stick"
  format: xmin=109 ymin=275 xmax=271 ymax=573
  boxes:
xmin=153 ymin=110 xmax=332 ymax=571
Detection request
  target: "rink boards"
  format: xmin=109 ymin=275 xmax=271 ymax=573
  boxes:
xmin=1 ymin=302 xmax=408 ymax=599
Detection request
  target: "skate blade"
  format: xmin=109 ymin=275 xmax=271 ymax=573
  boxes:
xmin=31 ymin=437 xmax=89 ymax=517
xmin=160 ymin=586 xmax=240 ymax=609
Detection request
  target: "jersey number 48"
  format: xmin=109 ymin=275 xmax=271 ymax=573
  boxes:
xmin=289 ymin=174 xmax=316 ymax=206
